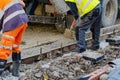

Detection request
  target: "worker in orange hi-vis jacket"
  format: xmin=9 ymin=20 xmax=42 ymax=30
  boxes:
xmin=0 ymin=0 xmax=28 ymax=77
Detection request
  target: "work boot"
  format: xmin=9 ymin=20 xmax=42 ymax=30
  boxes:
xmin=72 ymin=48 xmax=86 ymax=53
xmin=12 ymin=52 xmax=21 ymax=77
xmin=0 ymin=59 xmax=6 ymax=75
xmin=90 ymin=40 xmax=100 ymax=51
xmin=91 ymin=45 xmax=100 ymax=51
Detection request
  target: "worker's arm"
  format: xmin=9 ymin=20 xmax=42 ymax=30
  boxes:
xmin=19 ymin=0 xmax=25 ymax=7
xmin=65 ymin=2 xmax=79 ymax=20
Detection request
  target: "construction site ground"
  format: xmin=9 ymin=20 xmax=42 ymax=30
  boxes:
xmin=22 ymin=19 xmax=120 ymax=49
xmin=22 ymin=24 xmax=73 ymax=49
xmin=1 ymin=19 xmax=120 ymax=80
xmin=17 ymin=19 xmax=120 ymax=63
xmin=20 ymin=21 xmax=120 ymax=80
xmin=18 ymin=47 xmax=120 ymax=80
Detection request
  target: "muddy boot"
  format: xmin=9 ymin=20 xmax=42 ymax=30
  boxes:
xmin=90 ymin=40 xmax=100 ymax=51
xmin=12 ymin=52 xmax=21 ymax=77
xmin=0 ymin=59 xmax=6 ymax=75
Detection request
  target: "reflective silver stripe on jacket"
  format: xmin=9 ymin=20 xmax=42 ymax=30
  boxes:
xmin=76 ymin=0 xmax=93 ymax=12
xmin=82 ymin=0 xmax=93 ymax=12
xmin=0 ymin=0 xmax=20 ymax=32
xmin=76 ymin=0 xmax=82 ymax=7
xmin=0 ymin=45 xmax=12 ymax=50
xmin=3 ymin=10 xmax=25 ymax=25
xmin=2 ymin=34 xmax=14 ymax=40
xmin=0 ymin=0 xmax=19 ymax=19
xmin=0 ymin=34 xmax=14 ymax=50
xmin=13 ymin=44 xmax=19 ymax=48
xmin=0 ymin=10 xmax=4 ymax=20
xmin=3 ymin=0 xmax=19 ymax=11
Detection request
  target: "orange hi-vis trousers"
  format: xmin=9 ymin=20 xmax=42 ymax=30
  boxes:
xmin=0 ymin=23 xmax=27 ymax=60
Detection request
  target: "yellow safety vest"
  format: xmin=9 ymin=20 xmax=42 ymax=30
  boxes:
xmin=75 ymin=0 xmax=100 ymax=17
xmin=65 ymin=0 xmax=75 ymax=3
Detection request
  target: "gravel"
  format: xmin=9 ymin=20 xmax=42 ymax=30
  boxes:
xmin=18 ymin=45 xmax=120 ymax=80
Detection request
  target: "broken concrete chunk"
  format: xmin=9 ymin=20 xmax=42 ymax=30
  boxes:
xmin=106 ymin=36 xmax=120 ymax=45
xmin=82 ymin=51 xmax=105 ymax=64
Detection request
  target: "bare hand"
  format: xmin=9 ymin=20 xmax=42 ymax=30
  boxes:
xmin=19 ymin=0 xmax=25 ymax=7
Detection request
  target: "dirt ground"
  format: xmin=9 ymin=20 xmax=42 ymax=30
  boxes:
xmin=22 ymin=24 xmax=71 ymax=49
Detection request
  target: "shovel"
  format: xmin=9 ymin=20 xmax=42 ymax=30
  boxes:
xmin=64 ymin=18 xmax=76 ymax=38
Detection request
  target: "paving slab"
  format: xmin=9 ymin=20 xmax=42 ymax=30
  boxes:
xmin=82 ymin=51 xmax=105 ymax=64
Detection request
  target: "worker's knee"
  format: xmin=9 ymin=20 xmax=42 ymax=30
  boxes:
xmin=0 ymin=34 xmax=15 ymax=60
xmin=0 ymin=38 xmax=14 ymax=50
xmin=1 ymin=34 xmax=14 ymax=46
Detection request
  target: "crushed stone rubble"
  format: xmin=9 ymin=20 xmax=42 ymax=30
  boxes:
xmin=19 ymin=47 xmax=120 ymax=80
xmin=1 ymin=46 xmax=120 ymax=80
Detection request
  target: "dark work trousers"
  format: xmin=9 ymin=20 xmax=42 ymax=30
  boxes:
xmin=75 ymin=4 xmax=102 ymax=51
xmin=26 ymin=0 xmax=38 ymax=15
xmin=66 ymin=2 xmax=79 ymax=20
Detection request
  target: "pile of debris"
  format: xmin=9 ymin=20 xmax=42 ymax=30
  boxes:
xmin=19 ymin=46 xmax=120 ymax=80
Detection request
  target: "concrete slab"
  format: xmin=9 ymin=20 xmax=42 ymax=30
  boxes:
xmin=82 ymin=51 xmax=105 ymax=64
xmin=106 ymin=36 xmax=120 ymax=45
